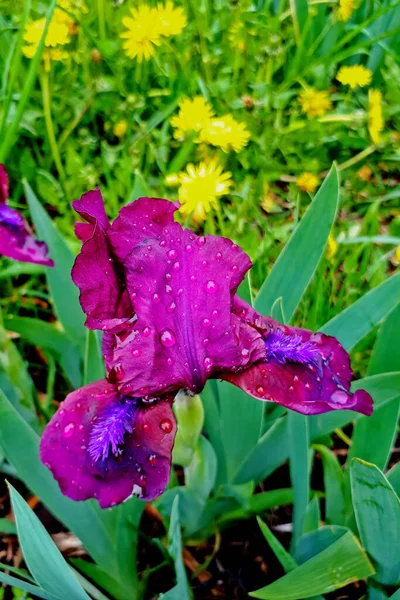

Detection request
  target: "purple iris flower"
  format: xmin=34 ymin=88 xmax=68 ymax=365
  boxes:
xmin=40 ymin=189 xmax=373 ymax=508
xmin=0 ymin=165 xmax=53 ymax=266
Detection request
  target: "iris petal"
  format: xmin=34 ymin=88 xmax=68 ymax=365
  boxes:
xmin=40 ymin=379 xmax=177 ymax=508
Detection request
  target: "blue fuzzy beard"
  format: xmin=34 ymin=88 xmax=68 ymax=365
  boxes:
xmin=265 ymin=330 xmax=320 ymax=366
xmin=88 ymin=399 xmax=136 ymax=462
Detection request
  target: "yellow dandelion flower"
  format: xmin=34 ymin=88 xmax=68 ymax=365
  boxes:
xmin=120 ymin=5 xmax=161 ymax=62
xmin=326 ymin=235 xmax=338 ymax=261
xmin=199 ymin=115 xmax=250 ymax=153
xmin=338 ymin=0 xmax=356 ymax=21
xmin=368 ymin=89 xmax=384 ymax=145
xmin=171 ymin=96 xmax=214 ymax=139
xmin=297 ymin=172 xmax=319 ymax=193
xmin=23 ymin=17 xmax=70 ymax=69
xmin=298 ymin=88 xmax=332 ymax=118
xmin=261 ymin=182 xmax=277 ymax=213
xmin=337 ymin=65 xmax=372 ymax=90
xmin=228 ymin=21 xmax=246 ymax=50
xmin=178 ymin=161 xmax=232 ymax=221
xmin=165 ymin=173 xmax=179 ymax=187
xmin=113 ymin=121 xmax=128 ymax=138
xmin=396 ymin=246 xmax=400 ymax=262
xmin=156 ymin=1 xmax=187 ymax=36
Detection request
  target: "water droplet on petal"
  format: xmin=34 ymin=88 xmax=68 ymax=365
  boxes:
xmin=204 ymin=357 xmax=213 ymax=369
xmin=256 ymin=385 xmax=264 ymax=395
xmin=201 ymin=260 xmax=207 ymax=267
xmin=167 ymin=301 xmax=176 ymax=313
xmin=288 ymin=386 xmax=294 ymax=392
xmin=177 ymin=288 xmax=183 ymax=296
xmin=63 ymin=423 xmax=75 ymax=438
xmin=160 ymin=418 xmax=173 ymax=433
xmin=241 ymin=348 xmax=249 ymax=357
xmin=293 ymin=375 xmax=299 ymax=383
xmin=132 ymin=349 xmax=141 ymax=357
xmin=205 ymin=280 xmax=219 ymax=294
xmin=152 ymin=293 xmax=160 ymax=303
xmin=305 ymin=382 xmax=311 ymax=391
xmin=143 ymin=326 xmax=151 ymax=337
xmin=165 ymin=272 xmax=172 ymax=281
xmin=203 ymin=338 xmax=209 ymax=345
xmin=197 ymin=236 xmax=206 ymax=247
xmin=148 ymin=454 xmax=157 ymax=466
xmin=143 ymin=423 xmax=149 ymax=431
xmin=190 ymin=275 xmax=196 ymax=281
xmin=203 ymin=318 xmax=211 ymax=327
xmin=160 ymin=329 xmax=176 ymax=347
xmin=172 ymin=261 xmax=181 ymax=271
xmin=167 ymin=357 xmax=173 ymax=365
xmin=168 ymin=249 xmax=177 ymax=259
xmin=232 ymin=264 xmax=238 ymax=271
xmin=185 ymin=244 xmax=193 ymax=252
xmin=212 ymin=309 xmax=218 ymax=317
xmin=216 ymin=252 xmax=222 ymax=259
xmin=330 ymin=390 xmax=348 ymax=405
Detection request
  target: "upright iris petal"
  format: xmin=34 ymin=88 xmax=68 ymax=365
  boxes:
xmin=0 ymin=165 xmax=54 ymax=266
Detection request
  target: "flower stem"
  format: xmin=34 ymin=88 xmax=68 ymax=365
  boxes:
xmin=40 ymin=69 xmax=66 ymax=186
xmin=337 ymin=145 xmax=376 ymax=172
xmin=97 ymin=0 xmax=106 ymax=41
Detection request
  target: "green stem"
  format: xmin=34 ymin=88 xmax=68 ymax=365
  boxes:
xmin=97 ymin=0 xmax=106 ymax=41
xmin=338 ymin=145 xmax=376 ymax=171
xmin=40 ymin=69 xmax=66 ymax=185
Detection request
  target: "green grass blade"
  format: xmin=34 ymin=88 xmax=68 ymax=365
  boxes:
xmin=257 ymin=516 xmax=298 ymax=573
xmin=321 ymin=273 xmax=400 ymax=351
xmin=249 ymin=530 xmax=375 ymax=599
xmin=0 ymin=0 xmax=57 ymax=162
xmin=288 ymin=411 xmax=309 ymax=550
xmin=84 ymin=329 xmax=105 ymax=385
xmin=0 ymin=571 xmax=59 ymax=600
xmin=8 ymin=483 xmax=90 ymax=600
xmin=351 ymin=459 xmax=400 ymax=586
xmin=313 ymin=445 xmax=345 ymax=526
xmin=23 ymin=180 xmax=86 ymax=352
xmin=4 ymin=315 xmax=82 ymax=388
xmin=255 ymin=164 xmax=339 ymax=321
xmin=160 ymin=496 xmax=193 ymax=600
xmin=348 ymin=303 xmax=400 ymax=471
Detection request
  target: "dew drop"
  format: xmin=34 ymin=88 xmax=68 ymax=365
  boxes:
xmin=204 ymin=357 xmax=213 ymax=369
xmin=172 ymin=261 xmax=181 ymax=271
xmin=143 ymin=423 xmax=149 ymax=431
xmin=167 ymin=357 xmax=173 ymax=365
xmin=288 ymin=386 xmax=294 ymax=392
xmin=205 ymin=280 xmax=219 ymax=294
xmin=160 ymin=329 xmax=176 ymax=347
xmin=185 ymin=244 xmax=193 ymax=252
xmin=148 ymin=454 xmax=157 ymax=466
xmin=216 ymin=252 xmax=222 ymax=259
xmin=168 ymin=249 xmax=177 ymax=259
xmin=152 ymin=293 xmax=160 ymax=303
xmin=203 ymin=338 xmax=209 ymax=345
xmin=201 ymin=260 xmax=207 ymax=267
xmin=143 ymin=326 xmax=151 ymax=337
xmin=305 ymin=382 xmax=311 ymax=391
xmin=232 ymin=264 xmax=238 ymax=271
xmin=293 ymin=375 xmax=299 ymax=383
xmin=256 ymin=385 xmax=264 ymax=395
xmin=203 ymin=317 xmax=211 ymax=327
xmin=241 ymin=348 xmax=249 ymax=357
xmin=132 ymin=349 xmax=141 ymax=357
xmin=167 ymin=301 xmax=176 ymax=312
xmin=160 ymin=418 xmax=173 ymax=433
xmin=63 ymin=423 xmax=75 ymax=438
xmin=165 ymin=272 xmax=172 ymax=281
xmin=190 ymin=275 xmax=196 ymax=281
xmin=197 ymin=236 xmax=206 ymax=247
xmin=177 ymin=288 xmax=183 ymax=296
xmin=212 ymin=309 xmax=218 ymax=317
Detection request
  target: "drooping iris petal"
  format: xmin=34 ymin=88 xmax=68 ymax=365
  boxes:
xmin=0 ymin=164 xmax=9 ymax=203
xmin=40 ymin=379 xmax=177 ymax=508
xmin=107 ymin=196 xmax=179 ymax=261
xmin=223 ymin=310 xmax=373 ymax=416
xmin=72 ymin=188 xmax=132 ymax=331
xmin=107 ymin=223 xmax=265 ymax=397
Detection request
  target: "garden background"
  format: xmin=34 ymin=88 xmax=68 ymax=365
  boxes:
xmin=0 ymin=0 xmax=400 ymax=598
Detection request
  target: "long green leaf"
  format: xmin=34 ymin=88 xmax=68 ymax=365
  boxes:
xmin=4 ymin=315 xmax=82 ymax=388
xmin=313 ymin=445 xmax=345 ymax=526
xmin=0 ymin=571 xmax=58 ymax=600
xmin=9 ymin=483 xmax=90 ymax=600
xmin=288 ymin=411 xmax=309 ymax=550
xmin=255 ymin=164 xmax=339 ymax=321
xmin=257 ymin=516 xmax=297 ymax=573
xmin=23 ymin=180 xmax=86 ymax=351
xmin=321 ymin=273 xmax=400 ymax=351
xmin=160 ymin=496 xmax=193 ymax=600
xmin=351 ymin=459 xmax=400 ymax=586
xmin=249 ymin=530 xmax=375 ymax=599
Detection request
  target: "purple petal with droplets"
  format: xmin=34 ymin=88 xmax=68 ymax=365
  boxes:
xmin=106 ymin=223 xmax=265 ymax=397
xmin=72 ymin=188 xmax=132 ymax=331
xmin=223 ymin=308 xmax=373 ymax=416
xmin=40 ymin=379 xmax=177 ymax=508
xmin=107 ymin=197 xmax=179 ymax=262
